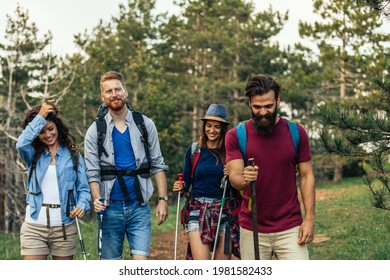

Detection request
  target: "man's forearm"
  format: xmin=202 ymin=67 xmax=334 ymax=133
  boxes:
xmin=229 ymin=173 xmax=249 ymax=190
xmin=89 ymin=181 xmax=101 ymax=201
xmin=154 ymin=171 xmax=168 ymax=197
xmin=300 ymin=175 xmax=315 ymax=220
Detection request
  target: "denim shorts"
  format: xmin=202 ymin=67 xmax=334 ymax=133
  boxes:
xmin=186 ymin=197 xmax=227 ymax=233
xmin=100 ymin=200 xmax=151 ymax=259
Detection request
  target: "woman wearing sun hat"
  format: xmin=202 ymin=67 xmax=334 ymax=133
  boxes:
xmin=173 ymin=104 xmax=240 ymax=260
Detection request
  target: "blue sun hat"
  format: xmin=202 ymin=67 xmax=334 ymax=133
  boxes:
xmin=201 ymin=103 xmax=230 ymax=124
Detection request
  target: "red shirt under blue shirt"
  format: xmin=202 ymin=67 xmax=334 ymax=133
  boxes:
xmin=225 ymin=118 xmax=312 ymax=233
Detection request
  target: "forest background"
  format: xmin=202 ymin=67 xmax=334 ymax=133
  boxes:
xmin=0 ymin=0 xmax=389 ymax=234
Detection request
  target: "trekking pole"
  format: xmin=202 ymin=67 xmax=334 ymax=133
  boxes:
xmin=211 ymin=175 xmax=228 ymax=260
xmin=248 ymin=158 xmax=260 ymax=260
xmin=68 ymin=190 xmax=87 ymax=260
xmin=174 ymin=173 xmax=183 ymax=260
xmin=97 ymin=198 xmax=106 ymax=260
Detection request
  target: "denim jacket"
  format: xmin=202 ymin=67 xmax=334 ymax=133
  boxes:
xmin=16 ymin=115 xmax=91 ymax=223
xmin=84 ymin=108 xmax=168 ymax=204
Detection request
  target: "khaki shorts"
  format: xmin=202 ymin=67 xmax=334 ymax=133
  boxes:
xmin=240 ymin=226 xmax=309 ymax=260
xmin=20 ymin=221 xmax=77 ymax=257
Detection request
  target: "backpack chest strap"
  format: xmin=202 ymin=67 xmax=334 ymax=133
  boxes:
xmin=100 ymin=167 xmax=150 ymax=178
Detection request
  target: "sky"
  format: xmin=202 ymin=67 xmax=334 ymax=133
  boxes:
xmin=0 ymin=0 xmax=388 ymax=56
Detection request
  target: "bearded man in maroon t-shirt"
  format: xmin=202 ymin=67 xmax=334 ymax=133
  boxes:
xmin=226 ymin=74 xmax=315 ymax=260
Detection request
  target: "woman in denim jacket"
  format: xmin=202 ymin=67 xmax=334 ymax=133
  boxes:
xmin=16 ymin=101 xmax=91 ymax=260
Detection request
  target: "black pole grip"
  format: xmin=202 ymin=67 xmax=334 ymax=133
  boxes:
xmin=68 ymin=190 xmax=75 ymax=207
xmin=80 ymin=240 xmax=86 ymax=258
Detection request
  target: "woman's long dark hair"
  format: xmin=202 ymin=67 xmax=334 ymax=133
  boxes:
xmin=199 ymin=120 xmax=229 ymax=165
xmin=22 ymin=104 xmax=78 ymax=158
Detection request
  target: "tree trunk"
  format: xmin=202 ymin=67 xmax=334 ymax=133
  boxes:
xmin=333 ymin=158 xmax=343 ymax=183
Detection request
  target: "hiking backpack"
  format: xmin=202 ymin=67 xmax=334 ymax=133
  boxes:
xmin=236 ymin=118 xmax=300 ymax=164
xmin=95 ymin=102 xmax=151 ymax=165
xmin=95 ymin=102 xmax=151 ymax=203
xmin=235 ymin=118 xmax=301 ymax=212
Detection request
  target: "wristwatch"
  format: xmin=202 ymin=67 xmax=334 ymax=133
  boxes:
xmin=158 ymin=196 xmax=168 ymax=202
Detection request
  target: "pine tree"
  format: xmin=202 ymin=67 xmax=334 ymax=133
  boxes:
xmin=314 ymin=67 xmax=389 ymax=210
xmin=299 ymin=0 xmax=389 ymax=182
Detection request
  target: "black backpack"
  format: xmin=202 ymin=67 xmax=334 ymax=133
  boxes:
xmin=95 ymin=102 xmax=151 ymax=165
xmin=95 ymin=102 xmax=151 ymax=202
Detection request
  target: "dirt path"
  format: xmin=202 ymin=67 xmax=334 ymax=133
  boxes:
xmin=150 ymin=227 xmax=188 ymax=260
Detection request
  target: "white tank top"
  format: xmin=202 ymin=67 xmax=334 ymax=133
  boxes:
xmin=25 ymin=165 xmax=62 ymax=226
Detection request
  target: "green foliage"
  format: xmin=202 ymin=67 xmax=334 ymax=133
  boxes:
xmin=157 ymin=0 xmax=288 ymax=123
xmin=295 ymin=0 xmax=389 ymax=184
xmin=299 ymin=0 xmax=388 ymax=99
xmin=314 ymin=69 xmax=390 ymax=210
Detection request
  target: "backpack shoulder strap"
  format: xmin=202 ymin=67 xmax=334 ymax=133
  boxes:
xmin=184 ymin=141 xmax=200 ymax=197
xmin=286 ymin=120 xmax=300 ymax=161
xmin=95 ymin=104 xmax=108 ymax=159
xmin=71 ymin=150 xmax=79 ymax=174
xmin=236 ymin=120 xmax=248 ymax=160
xmin=190 ymin=142 xmax=200 ymax=177
xmin=28 ymin=152 xmax=41 ymax=185
xmin=67 ymin=149 xmax=80 ymax=216
xmin=131 ymin=108 xmax=151 ymax=168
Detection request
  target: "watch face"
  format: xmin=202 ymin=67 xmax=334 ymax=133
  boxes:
xmin=159 ymin=196 xmax=168 ymax=201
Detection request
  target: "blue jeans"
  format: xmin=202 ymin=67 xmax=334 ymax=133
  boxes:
xmin=99 ymin=200 xmax=151 ymax=259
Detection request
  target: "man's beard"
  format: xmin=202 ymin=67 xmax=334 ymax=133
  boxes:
xmin=106 ymin=98 xmax=126 ymax=111
xmin=252 ymin=109 xmax=278 ymax=135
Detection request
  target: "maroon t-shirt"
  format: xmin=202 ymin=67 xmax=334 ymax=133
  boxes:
xmin=225 ymin=118 xmax=312 ymax=233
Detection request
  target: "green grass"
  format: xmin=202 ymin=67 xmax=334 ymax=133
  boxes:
xmin=308 ymin=177 xmax=390 ymax=260
xmin=1 ymin=179 xmax=389 ymax=260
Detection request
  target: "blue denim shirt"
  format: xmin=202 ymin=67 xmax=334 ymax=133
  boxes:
xmin=84 ymin=108 xmax=168 ymax=204
xmin=16 ymin=115 xmax=91 ymax=223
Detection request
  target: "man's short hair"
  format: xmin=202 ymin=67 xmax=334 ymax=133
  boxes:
xmin=245 ymin=74 xmax=281 ymax=100
xmin=100 ymin=71 xmax=126 ymax=91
